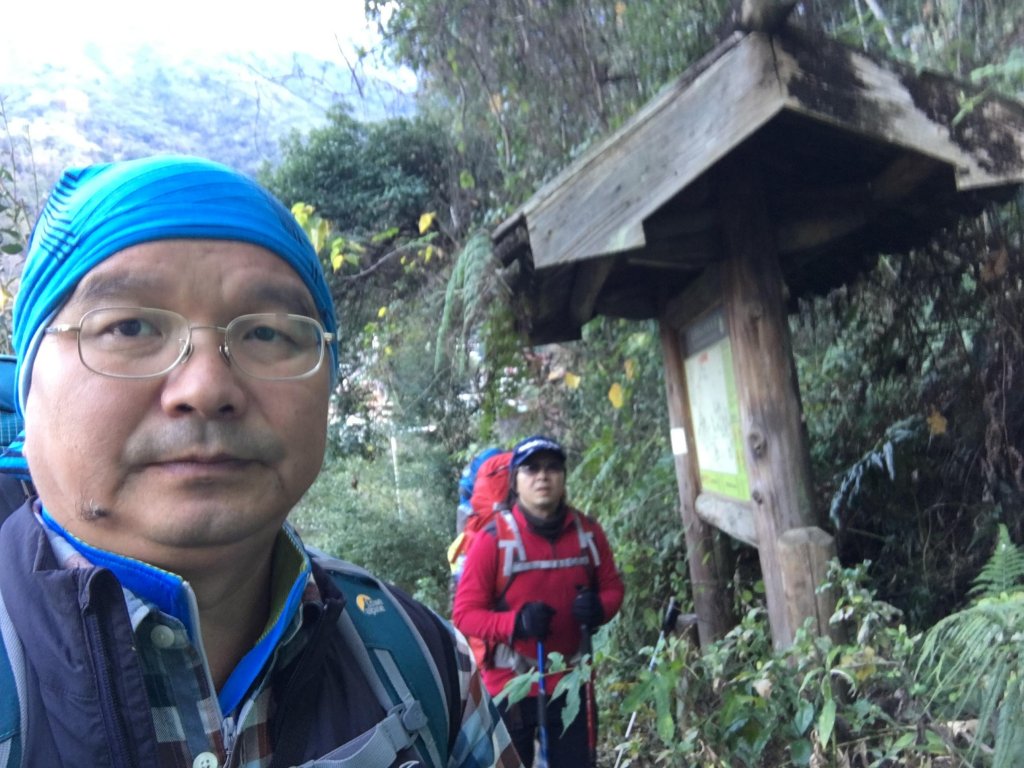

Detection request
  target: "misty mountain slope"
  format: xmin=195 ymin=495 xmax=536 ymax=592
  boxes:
xmin=1 ymin=40 xmax=413 ymax=203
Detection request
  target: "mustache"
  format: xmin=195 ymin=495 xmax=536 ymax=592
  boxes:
xmin=123 ymin=422 xmax=286 ymax=465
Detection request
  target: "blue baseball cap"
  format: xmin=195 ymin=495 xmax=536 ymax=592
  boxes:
xmin=510 ymin=435 xmax=566 ymax=469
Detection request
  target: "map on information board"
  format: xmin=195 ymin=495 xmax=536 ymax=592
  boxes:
xmin=683 ymin=311 xmax=750 ymax=500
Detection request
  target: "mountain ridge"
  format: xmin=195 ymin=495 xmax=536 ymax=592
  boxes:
xmin=1 ymin=41 xmax=413 ymax=210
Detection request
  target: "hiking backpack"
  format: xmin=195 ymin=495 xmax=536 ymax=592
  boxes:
xmin=447 ymin=450 xmax=513 ymax=597
xmin=458 ymin=506 xmax=602 ymax=672
xmin=0 ymin=549 xmax=453 ymax=768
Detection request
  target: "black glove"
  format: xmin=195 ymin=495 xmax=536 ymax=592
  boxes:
xmin=513 ymin=602 xmax=555 ymax=640
xmin=572 ymin=589 xmax=604 ymax=629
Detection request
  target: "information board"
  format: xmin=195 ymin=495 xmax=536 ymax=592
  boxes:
xmin=683 ymin=308 xmax=750 ymax=500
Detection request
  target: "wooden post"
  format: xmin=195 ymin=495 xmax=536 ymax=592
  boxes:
xmin=658 ymin=319 xmax=735 ymax=645
xmin=718 ymin=148 xmax=820 ymax=650
xmin=778 ymin=526 xmax=838 ymax=640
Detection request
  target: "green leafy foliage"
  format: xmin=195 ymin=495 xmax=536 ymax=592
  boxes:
xmin=916 ymin=528 xmax=1024 ymax=767
xmin=262 ymin=108 xmax=449 ymax=238
xmin=368 ymin=0 xmax=732 ymax=205
xmin=611 ymin=562 xmax=984 ymax=767
xmin=290 ymin=430 xmax=454 ymax=612
xmin=271 ymin=0 xmax=1024 ymax=763
xmin=970 ymin=524 xmax=1024 ymax=600
xmin=795 ymin=223 xmax=1024 ymax=629
xmin=827 ymin=415 xmax=923 ymax=527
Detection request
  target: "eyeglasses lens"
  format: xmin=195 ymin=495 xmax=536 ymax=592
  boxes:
xmin=77 ymin=308 xmax=327 ymax=380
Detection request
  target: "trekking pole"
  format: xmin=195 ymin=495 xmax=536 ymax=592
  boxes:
xmin=580 ymin=623 xmax=598 ymax=768
xmin=536 ymin=640 xmax=551 ymax=768
xmin=612 ymin=597 xmax=680 ymax=768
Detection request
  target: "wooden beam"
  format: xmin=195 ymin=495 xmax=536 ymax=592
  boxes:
xmin=776 ymin=211 xmax=867 ymax=253
xmin=635 ymin=229 xmax=721 ymax=269
xmin=493 ymin=218 xmax=531 ymax=267
xmin=569 ymin=258 xmax=617 ymax=328
xmin=663 ymin=265 xmax=722 ymax=331
xmin=527 ymin=34 xmax=783 ymax=269
xmin=719 ymin=148 xmax=819 ymax=650
xmin=695 ymin=494 xmax=758 ymax=547
xmin=659 ymin=318 xmax=736 ymax=645
xmin=871 ymin=152 xmax=945 ymax=205
xmin=774 ymin=34 xmax=1024 ymax=192
xmin=644 ymin=207 xmax=718 ymax=240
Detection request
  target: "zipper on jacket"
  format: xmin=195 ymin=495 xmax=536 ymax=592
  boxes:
xmin=84 ymin=605 xmax=139 ymax=768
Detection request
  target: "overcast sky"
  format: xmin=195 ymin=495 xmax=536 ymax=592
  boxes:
xmin=2 ymin=0 xmax=393 ymax=75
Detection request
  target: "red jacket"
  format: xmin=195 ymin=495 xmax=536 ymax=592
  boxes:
xmin=452 ymin=503 xmax=625 ymax=697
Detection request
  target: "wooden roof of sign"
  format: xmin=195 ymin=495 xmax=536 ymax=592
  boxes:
xmin=492 ymin=30 xmax=1024 ymax=344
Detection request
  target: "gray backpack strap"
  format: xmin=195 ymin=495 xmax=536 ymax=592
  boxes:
xmin=572 ymin=509 xmax=601 ymax=568
xmin=0 ymin=585 xmax=25 ymax=768
xmin=312 ymin=552 xmax=448 ymax=768
xmin=289 ymin=694 xmax=428 ymax=767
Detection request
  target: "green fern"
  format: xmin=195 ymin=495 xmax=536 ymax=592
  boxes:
xmin=828 ymin=415 xmax=923 ymax=526
xmin=915 ymin=527 xmax=1024 ymax=767
xmin=434 ymin=230 xmax=496 ymax=375
xmin=970 ymin=524 xmax=1024 ymax=600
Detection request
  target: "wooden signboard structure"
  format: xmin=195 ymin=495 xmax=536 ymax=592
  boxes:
xmin=492 ymin=28 xmax=1024 ymax=649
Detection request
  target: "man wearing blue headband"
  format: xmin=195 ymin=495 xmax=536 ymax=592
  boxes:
xmin=0 ymin=156 xmax=520 ymax=768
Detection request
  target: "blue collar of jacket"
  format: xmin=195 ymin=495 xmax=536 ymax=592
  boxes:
xmin=38 ymin=507 xmax=313 ymax=714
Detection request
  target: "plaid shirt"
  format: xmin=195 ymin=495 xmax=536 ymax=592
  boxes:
xmin=43 ymin=514 xmax=521 ymax=768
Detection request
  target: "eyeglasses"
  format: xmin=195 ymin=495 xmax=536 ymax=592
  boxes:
xmin=45 ymin=307 xmax=335 ymax=381
xmin=520 ymin=462 xmax=565 ymax=476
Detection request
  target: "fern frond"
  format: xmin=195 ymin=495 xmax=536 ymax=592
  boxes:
xmin=828 ymin=415 xmax=924 ymax=526
xmin=971 ymin=524 xmax=1024 ymax=600
xmin=434 ymin=231 xmax=496 ymax=375
xmin=993 ymin=676 xmax=1024 ymax=768
xmin=916 ymin=593 xmax=1024 ymax=766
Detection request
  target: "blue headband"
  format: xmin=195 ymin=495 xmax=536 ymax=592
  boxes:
xmin=12 ymin=155 xmax=339 ymax=417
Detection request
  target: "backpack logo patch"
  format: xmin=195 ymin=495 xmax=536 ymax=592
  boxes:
xmin=356 ymin=593 xmax=386 ymax=615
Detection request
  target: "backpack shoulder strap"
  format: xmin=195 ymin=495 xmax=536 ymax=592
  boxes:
xmin=0 ymin=582 xmax=24 ymax=768
xmin=313 ymin=553 xmax=449 ymax=768
xmin=492 ymin=509 xmax=524 ymax=602
xmin=570 ymin=508 xmax=602 ymax=582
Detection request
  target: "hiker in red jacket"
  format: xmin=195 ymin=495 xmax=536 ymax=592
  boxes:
xmin=453 ymin=435 xmax=625 ymax=767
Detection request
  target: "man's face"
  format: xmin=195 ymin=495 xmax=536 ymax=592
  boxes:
xmin=514 ymin=450 xmax=566 ymax=518
xmin=24 ymin=239 xmax=331 ymax=573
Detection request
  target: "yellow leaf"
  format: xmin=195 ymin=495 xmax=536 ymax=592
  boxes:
xmin=840 ymin=647 xmax=877 ymax=682
xmin=377 ymin=306 xmax=388 ymax=319
xmin=418 ymin=211 xmax=436 ymax=234
xmin=624 ymin=358 xmax=636 ymax=380
xmin=424 ymin=245 xmax=434 ymax=263
xmin=927 ymin=407 xmax=947 ymax=436
xmin=290 ymin=202 xmax=310 ymax=223
xmin=608 ymin=382 xmax=624 ymax=409
xmin=309 ymin=219 xmax=330 ymax=253
xmin=331 ymin=252 xmax=344 ymax=272
xmin=564 ymin=372 xmax=581 ymax=390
